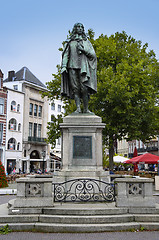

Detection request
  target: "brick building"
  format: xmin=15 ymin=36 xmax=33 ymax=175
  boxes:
xmin=0 ymin=70 xmax=7 ymax=166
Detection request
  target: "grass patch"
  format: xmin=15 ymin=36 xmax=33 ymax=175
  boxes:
xmin=0 ymin=225 xmax=12 ymax=235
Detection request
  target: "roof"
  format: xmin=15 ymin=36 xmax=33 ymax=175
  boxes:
xmin=4 ymin=67 xmax=46 ymax=88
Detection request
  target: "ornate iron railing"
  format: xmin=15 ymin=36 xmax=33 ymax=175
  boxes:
xmin=28 ymin=136 xmax=46 ymax=143
xmin=53 ymin=178 xmax=115 ymax=202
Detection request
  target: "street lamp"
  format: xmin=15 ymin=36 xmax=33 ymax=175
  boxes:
xmin=42 ymin=150 xmax=46 ymax=174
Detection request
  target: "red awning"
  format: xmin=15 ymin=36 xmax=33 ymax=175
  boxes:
xmin=124 ymin=153 xmax=159 ymax=164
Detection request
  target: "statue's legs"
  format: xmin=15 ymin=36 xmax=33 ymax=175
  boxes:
xmin=74 ymin=93 xmax=81 ymax=113
xmin=69 ymin=69 xmax=81 ymax=113
xmin=69 ymin=69 xmax=91 ymax=113
xmin=82 ymin=93 xmax=89 ymax=113
xmin=80 ymin=78 xmax=90 ymax=113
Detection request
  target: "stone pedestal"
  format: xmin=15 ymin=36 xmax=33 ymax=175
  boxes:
xmin=55 ymin=113 xmax=109 ymax=182
xmin=115 ymin=177 xmax=155 ymax=208
xmin=155 ymin=176 xmax=159 ymax=190
xmin=9 ymin=176 xmax=53 ymax=214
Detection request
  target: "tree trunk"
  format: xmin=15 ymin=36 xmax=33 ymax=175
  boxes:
xmin=109 ymin=145 xmax=114 ymax=170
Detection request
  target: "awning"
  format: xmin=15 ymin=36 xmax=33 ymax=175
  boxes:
xmin=124 ymin=153 xmax=159 ymax=164
xmin=22 ymin=159 xmax=46 ymax=162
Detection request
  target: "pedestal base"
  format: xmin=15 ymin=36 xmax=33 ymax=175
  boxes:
xmin=60 ymin=113 xmax=105 ymax=170
xmin=57 ymin=113 xmax=109 ymax=182
xmin=53 ymin=169 xmax=110 ymax=183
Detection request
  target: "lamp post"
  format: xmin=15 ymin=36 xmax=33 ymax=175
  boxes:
xmin=42 ymin=150 xmax=46 ymax=174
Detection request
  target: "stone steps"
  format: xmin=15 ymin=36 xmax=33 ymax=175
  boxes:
xmin=1 ymin=212 xmax=159 ymax=232
xmin=39 ymin=214 xmax=134 ymax=224
xmin=43 ymin=207 xmax=128 ymax=215
xmin=1 ymin=221 xmax=159 ymax=233
xmin=2 ymin=203 xmax=159 ymax=232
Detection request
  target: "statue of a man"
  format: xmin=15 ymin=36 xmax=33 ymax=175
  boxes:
xmin=61 ymin=23 xmax=97 ymax=113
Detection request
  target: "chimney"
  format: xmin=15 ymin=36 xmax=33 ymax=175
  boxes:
xmin=0 ymin=70 xmax=3 ymax=88
xmin=8 ymin=71 xmax=15 ymax=81
xmin=0 ymin=69 xmax=3 ymax=78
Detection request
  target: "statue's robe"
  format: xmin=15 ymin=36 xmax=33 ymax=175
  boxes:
xmin=61 ymin=38 xmax=97 ymax=98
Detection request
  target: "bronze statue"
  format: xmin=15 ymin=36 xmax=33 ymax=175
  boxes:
xmin=61 ymin=23 xmax=97 ymax=113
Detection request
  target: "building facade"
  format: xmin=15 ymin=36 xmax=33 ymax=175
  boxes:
xmin=128 ymin=138 xmax=158 ymax=158
xmin=4 ymin=67 xmax=49 ymax=173
xmin=48 ymin=99 xmax=64 ymax=171
xmin=0 ymin=70 xmax=7 ymax=167
xmin=5 ymin=88 xmax=24 ymax=173
xmin=117 ymin=139 xmax=129 ymax=157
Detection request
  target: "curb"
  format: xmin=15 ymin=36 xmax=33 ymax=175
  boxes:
xmin=0 ymin=189 xmax=17 ymax=195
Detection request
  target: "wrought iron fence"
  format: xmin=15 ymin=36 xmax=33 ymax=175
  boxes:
xmin=53 ymin=178 xmax=115 ymax=202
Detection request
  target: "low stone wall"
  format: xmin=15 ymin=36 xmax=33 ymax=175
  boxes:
xmin=115 ymin=177 xmax=155 ymax=208
xmin=12 ymin=175 xmax=53 ymax=208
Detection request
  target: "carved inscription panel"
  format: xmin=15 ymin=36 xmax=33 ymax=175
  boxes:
xmin=73 ymin=136 xmax=92 ymax=159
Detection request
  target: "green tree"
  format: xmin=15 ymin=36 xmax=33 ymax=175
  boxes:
xmin=89 ymin=31 xmax=159 ymax=169
xmin=43 ymin=31 xmax=159 ymax=169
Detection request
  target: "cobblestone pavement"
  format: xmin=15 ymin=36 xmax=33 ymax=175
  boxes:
xmin=0 ymin=231 xmax=159 ymax=240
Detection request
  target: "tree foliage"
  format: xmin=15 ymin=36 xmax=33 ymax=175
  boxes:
xmin=43 ymin=30 xmax=159 ymax=168
xmin=46 ymin=114 xmax=63 ymax=148
xmin=89 ymin=31 xmax=159 ymax=168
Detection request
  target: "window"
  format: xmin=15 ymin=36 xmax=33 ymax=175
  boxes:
xmin=58 ymin=104 xmax=61 ymax=112
xmin=34 ymin=104 xmax=38 ymax=116
xmin=29 ymin=122 xmax=33 ymax=136
xmin=18 ymin=123 xmax=21 ymax=131
xmin=13 ymin=85 xmax=18 ymax=90
xmin=38 ymin=124 xmax=42 ymax=138
xmin=17 ymin=104 xmax=20 ymax=112
xmin=8 ymin=118 xmax=17 ymax=131
xmin=38 ymin=105 xmax=42 ymax=117
xmin=8 ymin=138 xmax=16 ymax=150
xmin=17 ymin=142 xmax=20 ymax=151
xmin=33 ymin=123 xmax=37 ymax=137
xmin=29 ymin=103 xmax=33 ymax=115
xmin=51 ymin=103 xmax=55 ymax=110
xmin=11 ymin=101 xmax=16 ymax=111
xmin=0 ymin=123 xmax=3 ymax=143
xmin=0 ymin=98 xmax=4 ymax=114
xmin=57 ymin=137 xmax=61 ymax=145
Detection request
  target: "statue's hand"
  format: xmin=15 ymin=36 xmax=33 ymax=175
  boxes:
xmin=61 ymin=67 xmax=67 ymax=74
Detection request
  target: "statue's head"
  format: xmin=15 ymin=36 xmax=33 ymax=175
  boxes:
xmin=72 ymin=23 xmax=85 ymax=34
xmin=71 ymin=23 xmax=87 ymax=40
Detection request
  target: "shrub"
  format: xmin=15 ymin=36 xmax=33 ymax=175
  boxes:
xmin=0 ymin=161 xmax=8 ymax=188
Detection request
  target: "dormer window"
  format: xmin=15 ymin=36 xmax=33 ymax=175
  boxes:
xmin=13 ymin=85 xmax=18 ymax=90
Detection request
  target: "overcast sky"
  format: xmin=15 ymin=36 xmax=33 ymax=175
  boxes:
xmin=1 ymin=0 xmax=159 ymax=85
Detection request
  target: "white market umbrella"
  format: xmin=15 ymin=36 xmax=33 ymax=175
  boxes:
xmin=113 ymin=155 xmax=129 ymax=163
